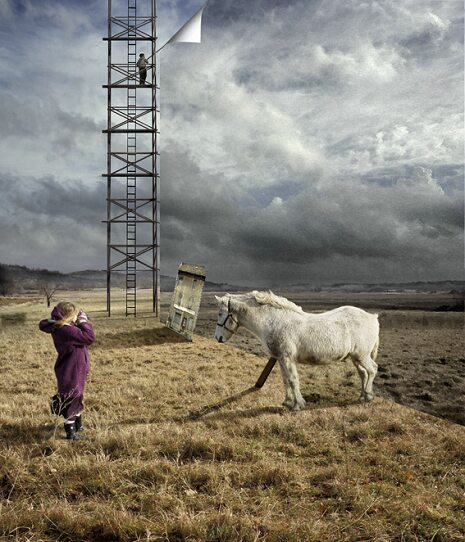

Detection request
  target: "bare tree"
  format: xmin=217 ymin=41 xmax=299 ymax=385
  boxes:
xmin=42 ymin=283 xmax=58 ymax=307
xmin=0 ymin=265 xmax=15 ymax=296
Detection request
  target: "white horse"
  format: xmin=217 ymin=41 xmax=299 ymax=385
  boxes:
xmin=215 ymin=291 xmax=379 ymax=411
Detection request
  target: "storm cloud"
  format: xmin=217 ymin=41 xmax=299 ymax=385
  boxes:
xmin=0 ymin=0 xmax=463 ymax=285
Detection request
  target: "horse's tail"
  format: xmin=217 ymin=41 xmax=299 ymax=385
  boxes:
xmin=369 ymin=313 xmax=380 ymax=361
xmin=371 ymin=338 xmax=379 ymax=361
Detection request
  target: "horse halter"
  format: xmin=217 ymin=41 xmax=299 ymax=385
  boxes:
xmin=216 ymin=299 xmax=239 ymax=334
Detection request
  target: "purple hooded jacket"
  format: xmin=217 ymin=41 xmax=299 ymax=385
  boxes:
xmin=39 ymin=306 xmax=95 ymax=398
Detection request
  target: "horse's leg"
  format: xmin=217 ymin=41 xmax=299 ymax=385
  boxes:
xmin=350 ymin=355 xmax=368 ymax=402
xmin=278 ymin=359 xmax=294 ymax=408
xmin=279 ymin=357 xmax=306 ymax=411
xmin=361 ymin=355 xmax=378 ymax=402
xmin=351 ymin=355 xmax=377 ymax=402
xmin=287 ymin=359 xmax=306 ymax=410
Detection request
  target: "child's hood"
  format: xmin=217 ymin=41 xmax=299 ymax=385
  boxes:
xmin=39 ymin=306 xmax=64 ymax=333
xmin=51 ymin=306 xmax=64 ymax=320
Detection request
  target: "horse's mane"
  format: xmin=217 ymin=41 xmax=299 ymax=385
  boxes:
xmin=244 ymin=290 xmax=304 ymax=314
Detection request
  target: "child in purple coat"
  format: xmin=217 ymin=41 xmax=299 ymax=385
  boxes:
xmin=39 ymin=301 xmax=95 ymax=441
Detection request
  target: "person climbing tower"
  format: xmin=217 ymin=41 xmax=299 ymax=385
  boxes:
xmin=137 ymin=53 xmax=148 ymax=85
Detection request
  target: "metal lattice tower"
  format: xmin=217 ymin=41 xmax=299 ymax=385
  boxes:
xmin=103 ymin=0 xmax=159 ymax=317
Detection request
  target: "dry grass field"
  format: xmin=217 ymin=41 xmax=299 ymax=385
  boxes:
xmin=0 ymin=289 xmax=464 ymax=542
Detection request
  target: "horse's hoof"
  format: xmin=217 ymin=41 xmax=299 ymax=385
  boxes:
xmin=292 ymin=399 xmax=306 ymax=411
xmin=359 ymin=393 xmax=374 ymax=403
xmin=282 ymin=400 xmax=293 ymax=409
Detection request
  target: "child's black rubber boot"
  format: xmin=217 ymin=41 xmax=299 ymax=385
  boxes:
xmin=64 ymin=422 xmax=79 ymax=441
xmin=75 ymin=415 xmax=84 ymax=432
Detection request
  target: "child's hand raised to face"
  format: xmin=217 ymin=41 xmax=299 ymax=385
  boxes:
xmin=77 ymin=309 xmax=88 ymax=323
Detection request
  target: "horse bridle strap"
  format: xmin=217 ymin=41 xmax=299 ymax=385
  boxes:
xmin=217 ymin=299 xmax=238 ymax=333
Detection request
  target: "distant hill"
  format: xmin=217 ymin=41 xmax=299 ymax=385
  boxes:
xmin=0 ymin=264 xmax=247 ymax=293
xmin=0 ymin=263 xmax=463 ymax=295
xmin=282 ymin=280 xmax=465 ymax=294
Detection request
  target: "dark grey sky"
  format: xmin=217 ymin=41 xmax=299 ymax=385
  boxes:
xmin=0 ymin=0 xmax=463 ymax=285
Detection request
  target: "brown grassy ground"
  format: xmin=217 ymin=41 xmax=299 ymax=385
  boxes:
xmin=0 ymin=289 xmax=464 ymax=542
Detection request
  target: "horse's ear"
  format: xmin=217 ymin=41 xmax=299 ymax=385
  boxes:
xmin=215 ymin=295 xmax=224 ymax=305
xmin=228 ymin=295 xmax=239 ymax=312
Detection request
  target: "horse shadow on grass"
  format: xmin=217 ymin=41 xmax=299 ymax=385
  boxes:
xmin=177 ymin=389 xmax=360 ymax=423
xmin=181 ymin=387 xmax=281 ymax=421
xmin=94 ymin=326 xmax=187 ymax=349
xmin=302 ymin=392 xmax=360 ymax=409
xmin=117 ymin=387 xmax=361 ymax=428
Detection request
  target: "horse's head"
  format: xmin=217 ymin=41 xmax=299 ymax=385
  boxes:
xmin=214 ymin=294 xmax=240 ymax=343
